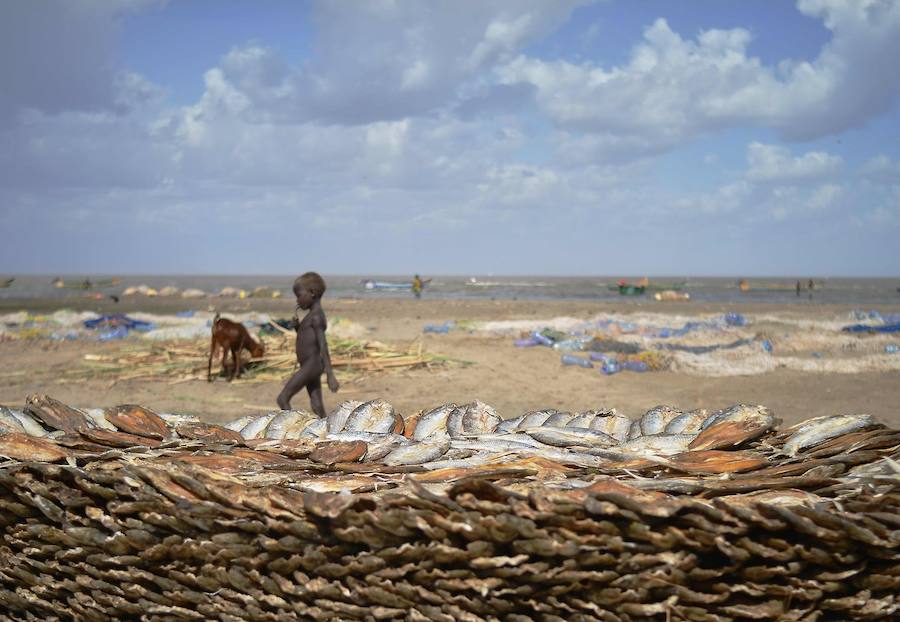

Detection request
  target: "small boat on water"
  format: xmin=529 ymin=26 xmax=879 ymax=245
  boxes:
xmin=608 ymin=283 xmax=646 ymax=296
xmin=362 ymin=280 xmax=413 ymax=291
xmin=52 ymin=277 xmax=121 ymax=290
xmin=607 ymin=278 xmax=684 ymax=295
xmin=0 ymin=277 xmax=13 ymax=288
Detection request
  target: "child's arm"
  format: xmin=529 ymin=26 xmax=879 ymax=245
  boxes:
xmin=314 ymin=316 xmax=339 ymax=393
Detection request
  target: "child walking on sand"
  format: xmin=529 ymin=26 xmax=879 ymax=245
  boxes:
xmin=276 ymin=272 xmax=339 ymax=416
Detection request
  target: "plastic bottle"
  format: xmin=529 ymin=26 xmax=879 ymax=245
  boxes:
xmin=514 ymin=337 xmax=541 ymax=347
xmin=761 ymin=340 xmax=773 ymax=353
xmin=621 ymin=360 xmax=649 ymax=372
xmin=600 ymin=360 xmax=620 ymax=375
xmin=561 ymin=354 xmax=593 ymax=368
xmin=552 ymin=339 xmax=584 ymax=351
xmin=531 ymin=332 xmax=554 ymax=346
xmin=588 ymin=352 xmax=611 ymax=363
xmin=886 ymin=344 xmax=900 ymax=354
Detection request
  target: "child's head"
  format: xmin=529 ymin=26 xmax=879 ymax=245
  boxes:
xmin=293 ymin=272 xmax=326 ymax=309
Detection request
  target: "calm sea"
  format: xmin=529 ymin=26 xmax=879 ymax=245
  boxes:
xmin=2 ymin=275 xmax=899 ymax=306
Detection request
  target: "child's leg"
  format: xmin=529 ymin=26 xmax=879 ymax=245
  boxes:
xmin=306 ymin=376 xmax=325 ymax=417
xmin=277 ymin=365 xmax=320 ymax=410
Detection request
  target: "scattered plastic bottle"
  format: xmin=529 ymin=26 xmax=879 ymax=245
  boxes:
xmin=724 ymin=312 xmax=747 ymax=327
xmin=761 ymin=340 xmax=773 ymax=353
xmin=621 ymin=360 xmax=649 ymax=372
xmin=423 ymin=324 xmax=450 ymax=334
xmin=561 ymin=354 xmax=593 ymax=368
xmin=531 ymin=332 xmax=555 ymax=346
xmin=514 ymin=337 xmax=541 ymax=347
xmin=886 ymin=344 xmax=900 ymax=354
xmin=600 ymin=360 xmax=620 ymax=375
xmin=553 ymin=339 xmax=585 ymax=351
xmin=588 ymin=352 xmax=611 ymax=362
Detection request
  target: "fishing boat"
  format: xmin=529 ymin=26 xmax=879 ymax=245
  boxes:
xmin=52 ymin=277 xmax=121 ymax=290
xmin=607 ymin=283 xmax=646 ymax=296
xmin=362 ymin=280 xmax=413 ymax=291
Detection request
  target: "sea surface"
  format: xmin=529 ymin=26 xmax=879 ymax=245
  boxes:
xmin=2 ymin=275 xmax=899 ymax=306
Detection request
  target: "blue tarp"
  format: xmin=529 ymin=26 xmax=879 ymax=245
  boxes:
xmin=841 ymin=323 xmax=900 ymax=334
xmin=83 ymin=314 xmax=156 ymax=339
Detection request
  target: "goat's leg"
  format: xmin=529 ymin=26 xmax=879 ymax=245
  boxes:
xmin=229 ymin=344 xmax=240 ymax=381
xmin=221 ymin=344 xmax=230 ymax=379
xmin=207 ymin=338 xmax=217 ymax=382
xmin=235 ymin=336 xmax=246 ymax=378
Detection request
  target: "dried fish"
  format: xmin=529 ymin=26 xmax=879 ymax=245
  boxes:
xmin=4 ymin=408 xmax=49 ymax=437
xmin=344 ymin=399 xmax=397 ymax=434
xmin=239 ymin=412 xmax=277 ymax=440
xmin=81 ymin=408 xmax=118 ymax=431
xmin=518 ymin=409 xmax=558 ymax=429
xmin=265 ymin=410 xmax=320 ymax=440
xmin=495 ymin=415 xmax=524 ymax=434
xmin=325 ymin=400 xmax=363 ymax=434
xmin=222 ymin=413 xmax=256 ymax=433
xmin=639 ymin=405 xmax=682 ymax=435
xmin=460 ymin=401 xmax=501 ymax=435
xmin=104 ymin=404 xmax=170 ymax=439
xmin=589 ymin=412 xmax=632 ymax=442
xmin=382 ymin=438 xmax=451 ymax=466
xmin=664 ymin=409 xmax=709 ymax=435
xmin=0 ymin=432 xmax=69 ymax=462
xmin=620 ymin=433 xmax=696 ymax=456
xmin=25 ymin=393 xmax=91 ymax=433
xmin=412 ymin=404 xmax=458 ymax=441
xmin=300 ymin=418 xmax=327 ymax=439
xmin=783 ymin=414 xmax=877 ymax=457
xmin=525 ymin=426 xmax=619 ymax=449
xmin=0 ymin=406 xmax=27 ymax=434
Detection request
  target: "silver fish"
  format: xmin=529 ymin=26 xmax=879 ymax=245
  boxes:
xmin=462 ymin=433 xmax=549 ymax=449
xmin=446 ymin=407 xmax=466 ymax=438
xmin=81 ymin=408 xmax=118 ymax=431
xmin=266 ymin=410 xmax=319 ymax=440
xmin=300 ymin=418 xmax=328 ymax=439
xmin=621 ymin=433 xmax=695 ymax=456
xmin=627 ymin=420 xmax=642 ymax=441
xmin=495 ymin=415 xmax=524 ymax=434
xmin=664 ymin=409 xmax=709 ymax=435
xmin=526 ymin=426 xmax=619 ymax=449
xmin=159 ymin=413 xmax=202 ymax=427
xmin=567 ymin=412 xmax=597 ymax=428
xmin=326 ymin=400 xmax=363 ymax=434
xmin=461 ymin=401 xmax=501 ymax=435
xmin=382 ymin=438 xmax=451 ymax=466
xmin=413 ymin=404 xmax=458 ymax=441
xmin=518 ymin=410 xmax=557 ymax=430
xmin=0 ymin=407 xmax=27 ymax=434
xmin=5 ymin=408 xmax=48 ymax=437
xmin=544 ymin=412 xmax=576 ymax=427
xmin=589 ymin=412 xmax=632 ymax=443
xmin=224 ymin=414 xmax=257 ymax=433
xmin=364 ymin=434 xmax=412 ymax=462
xmin=344 ymin=399 xmax=397 ymax=434
xmin=240 ymin=412 xmax=278 ymax=440
xmin=783 ymin=414 xmax=876 ymax=457
xmin=421 ymin=451 xmax=515 ymax=470
xmin=640 ymin=406 xmax=682 ymax=436
xmin=450 ymin=437 xmax=547 ymax=452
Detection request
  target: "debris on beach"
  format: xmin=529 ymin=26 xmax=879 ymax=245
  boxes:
xmin=500 ymin=311 xmax=900 ymax=376
xmin=0 ymin=394 xmax=898 ymax=619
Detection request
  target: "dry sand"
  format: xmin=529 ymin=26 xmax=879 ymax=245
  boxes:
xmin=1 ymin=296 xmax=898 ymax=428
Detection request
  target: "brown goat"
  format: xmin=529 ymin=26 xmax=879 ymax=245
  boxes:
xmin=207 ymin=313 xmax=265 ymax=382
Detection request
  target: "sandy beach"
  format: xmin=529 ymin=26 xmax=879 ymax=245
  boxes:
xmin=1 ymin=295 xmax=898 ymax=429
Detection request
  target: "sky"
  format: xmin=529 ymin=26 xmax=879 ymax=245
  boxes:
xmin=1 ymin=0 xmax=899 ymax=277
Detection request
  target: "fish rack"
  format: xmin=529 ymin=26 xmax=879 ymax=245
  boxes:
xmin=0 ymin=395 xmax=898 ymax=621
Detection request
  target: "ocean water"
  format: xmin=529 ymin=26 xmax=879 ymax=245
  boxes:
xmin=2 ymin=275 xmax=899 ymax=306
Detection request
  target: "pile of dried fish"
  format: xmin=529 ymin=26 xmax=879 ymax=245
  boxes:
xmin=1 ymin=394 xmax=898 ymax=620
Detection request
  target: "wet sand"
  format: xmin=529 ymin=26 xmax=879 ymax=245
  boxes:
xmin=1 ymin=296 xmax=898 ymax=428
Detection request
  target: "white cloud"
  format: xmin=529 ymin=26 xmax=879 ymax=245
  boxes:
xmin=861 ymin=155 xmax=900 ymax=183
xmin=497 ymin=1 xmax=900 ymax=150
xmin=745 ymin=142 xmax=842 ymax=183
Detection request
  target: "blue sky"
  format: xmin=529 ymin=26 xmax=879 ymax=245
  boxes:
xmin=1 ymin=0 xmax=899 ymax=276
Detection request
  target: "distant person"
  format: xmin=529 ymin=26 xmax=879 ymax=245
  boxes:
xmin=808 ymin=278 xmax=815 ymax=301
xmin=412 ymin=274 xmax=423 ymax=299
xmin=276 ymin=272 xmax=339 ymax=416
xmin=796 ymin=280 xmax=802 ymax=296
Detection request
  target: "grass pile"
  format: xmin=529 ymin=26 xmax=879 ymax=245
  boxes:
xmin=65 ymin=326 xmax=462 ymax=386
